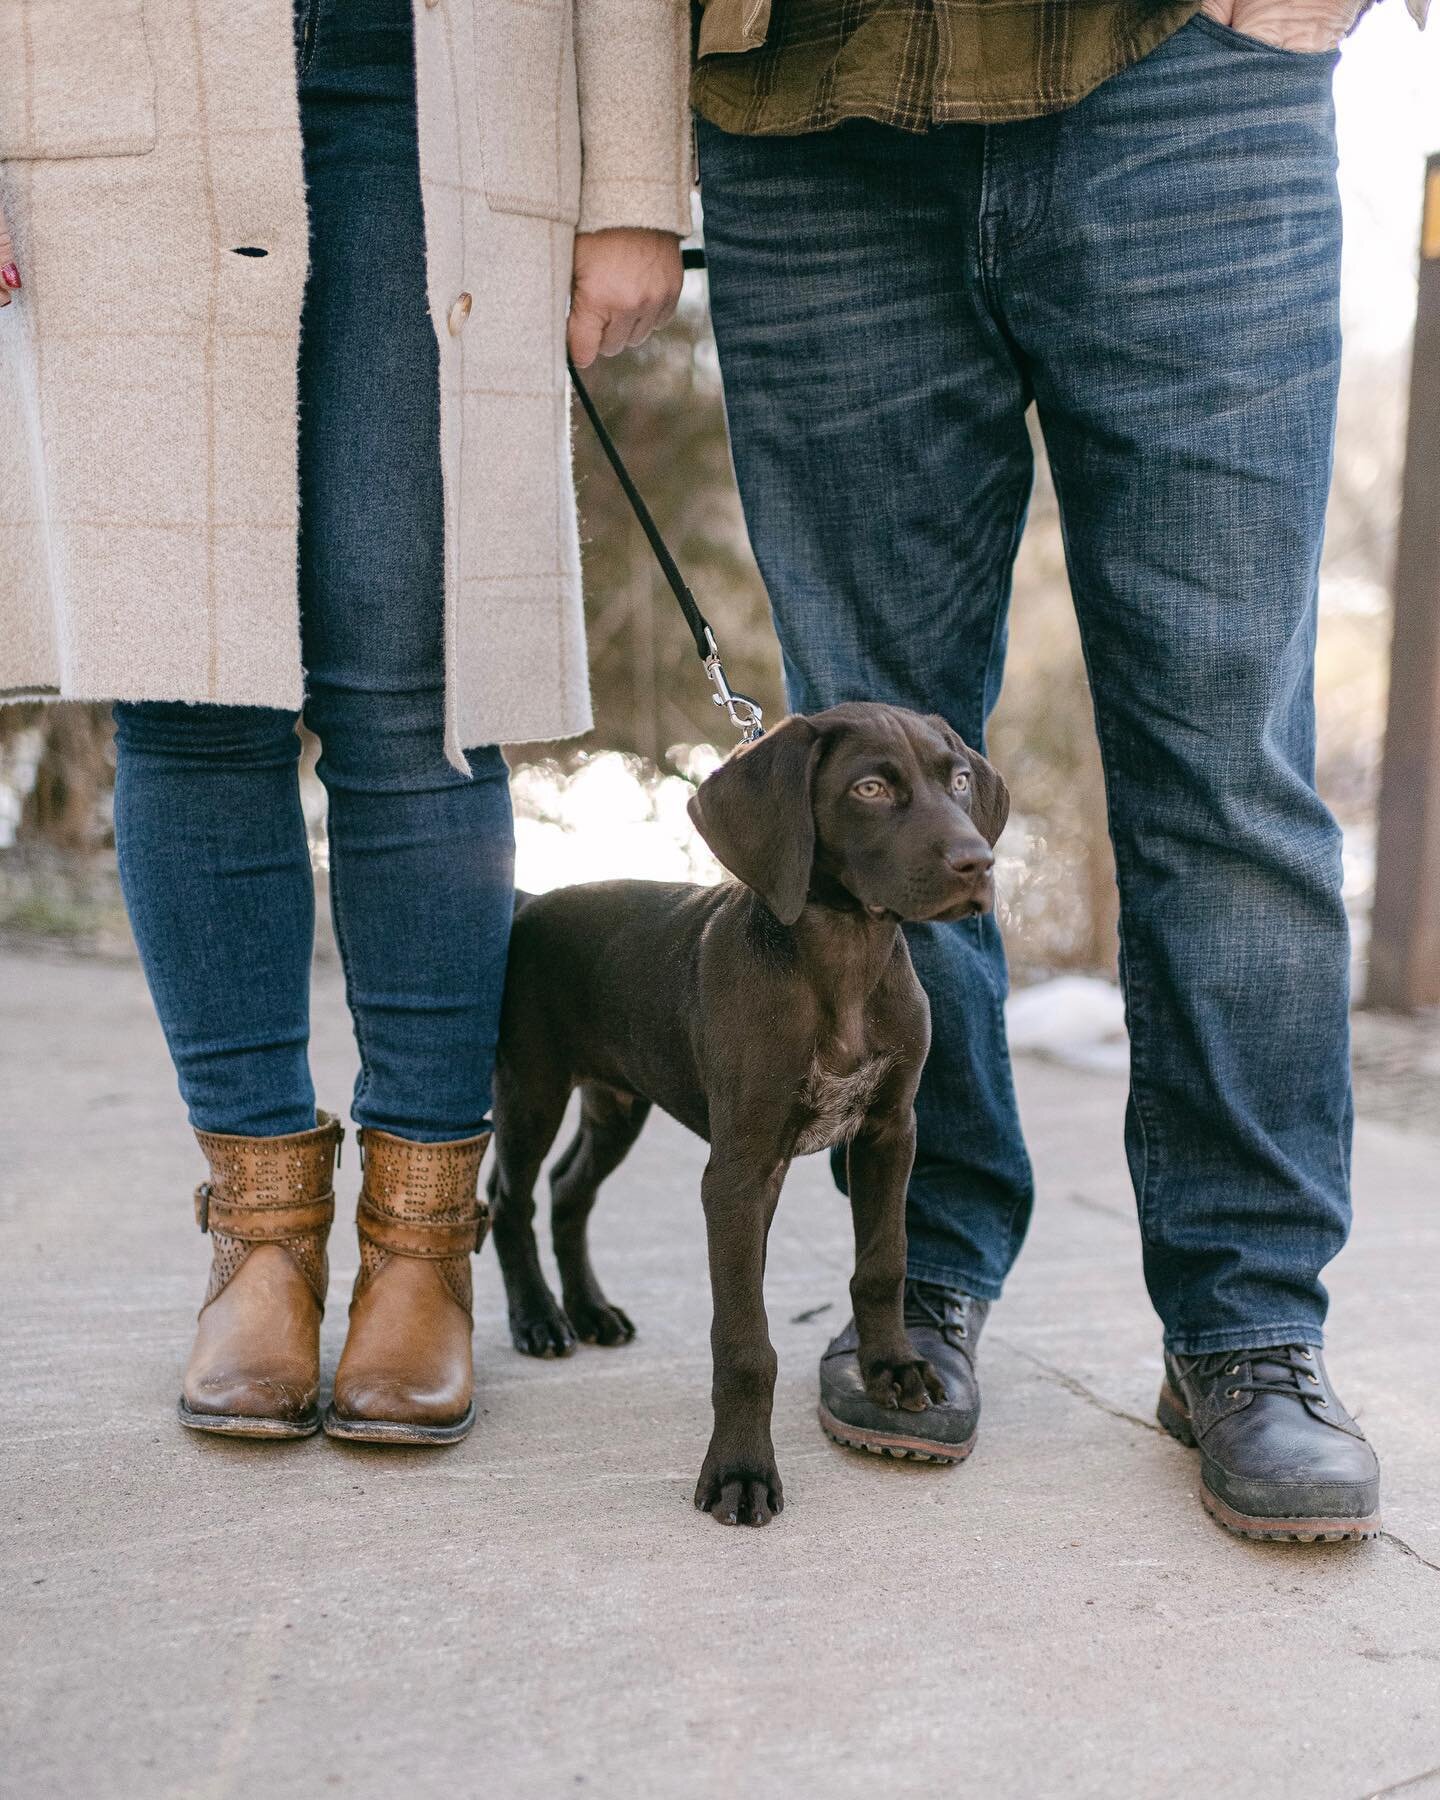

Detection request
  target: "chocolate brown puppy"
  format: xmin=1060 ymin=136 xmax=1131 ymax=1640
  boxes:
xmin=488 ymin=702 xmax=1010 ymax=1525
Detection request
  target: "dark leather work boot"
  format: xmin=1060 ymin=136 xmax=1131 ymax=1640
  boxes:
xmin=325 ymin=1127 xmax=491 ymax=1445
xmin=819 ymin=1281 xmax=990 ymax=1463
xmin=179 ymin=1111 xmax=345 ymax=1438
xmin=1159 ymin=1345 xmax=1380 ymax=1543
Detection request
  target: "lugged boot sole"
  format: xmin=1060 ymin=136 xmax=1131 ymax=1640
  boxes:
xmin=818 ymin=1403 xmax=975 ymax=1464
xmin=1156 ymin=1383 xmax=1380 ymax=1544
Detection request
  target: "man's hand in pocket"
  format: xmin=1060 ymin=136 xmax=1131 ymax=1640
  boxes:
xmin=1200 ymin=0 xmax=1367 ymax=50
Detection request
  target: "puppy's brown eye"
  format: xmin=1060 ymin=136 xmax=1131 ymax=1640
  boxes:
xmin=852 ymin=778 xmax=889 ymax=801
xmin=952 ymin=770 xmax=971 ymax=795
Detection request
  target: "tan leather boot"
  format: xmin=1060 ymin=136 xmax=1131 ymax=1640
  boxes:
xmin=324 ymin=1127 xmax=491 ymax=1445
xmin=178 ymin=1112 xmax=344 ymax=1438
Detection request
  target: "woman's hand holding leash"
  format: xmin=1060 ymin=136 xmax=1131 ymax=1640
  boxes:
xmin=567 ymin=226 xmax=682 ymax=368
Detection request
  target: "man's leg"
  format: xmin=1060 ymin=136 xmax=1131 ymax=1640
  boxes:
xmin=997 ymin=20 xmax=1376 ymax=1533
xmin=699 ymin=117 xmax=1035 ymax=1303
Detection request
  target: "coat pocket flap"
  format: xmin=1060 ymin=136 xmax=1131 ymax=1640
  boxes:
xmin=475 ymin=0 xmax=581 ymax=225
xmin=0 ymin=0 xmax=157 ymax=160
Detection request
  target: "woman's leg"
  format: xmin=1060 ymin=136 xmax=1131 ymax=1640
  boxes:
xmin=112 ymin=698 xmax=340 ymax=1437
xmin=296 ymin=0 xmax=511 ymax=1442
xmin=112 ymin=699 xmax=316 ymax=1137
xmin=296 ymin=0 xmax=513 ymax=1144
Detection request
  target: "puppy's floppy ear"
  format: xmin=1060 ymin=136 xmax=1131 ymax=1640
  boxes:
xmin=927 ymin=715 xmax=1010 ymax=848
xmin=687 ymin=716 xmax=821 ymax=924
xmin=965 ymin=746 xmax=1010 ymax=847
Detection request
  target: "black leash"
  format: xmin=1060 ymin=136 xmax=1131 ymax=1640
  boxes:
xmin=566 ymin=244 xmax=764 ymax=744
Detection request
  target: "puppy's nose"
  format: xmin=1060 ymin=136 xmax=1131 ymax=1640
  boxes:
xmin=946 ymin=847 xmax=994 ymax=881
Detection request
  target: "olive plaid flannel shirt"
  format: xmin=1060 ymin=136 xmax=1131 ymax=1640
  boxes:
xmin=691 ymin=0 xmax=1426 ymax=134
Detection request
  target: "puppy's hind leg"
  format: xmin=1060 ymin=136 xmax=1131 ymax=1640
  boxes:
xmin=490 ymin=1061 xmax=576 ymax=1358
xmin=550 ymin=1085 xmax=651 ymax=1346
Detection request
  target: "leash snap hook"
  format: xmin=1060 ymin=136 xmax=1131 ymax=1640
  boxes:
xmin=703 ymin=628 xmax=765 ymax=744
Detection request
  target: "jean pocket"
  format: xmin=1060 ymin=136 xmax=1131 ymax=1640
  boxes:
xmin=294 ymin=0 xmax=323 ymax=78
xmin=475 ymin=0 xmax=581 ymax=225
xmin=1187 ymin=12 xmax=1341 ymax=60
xmin=0 ymin=0 xmax=158 ymax=159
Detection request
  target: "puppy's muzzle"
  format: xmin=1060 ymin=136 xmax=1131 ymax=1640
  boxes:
xmin=874 ymin=854 xmax=994 ymax=924
xmin=935 ymin=844 xmax=995 ymax=920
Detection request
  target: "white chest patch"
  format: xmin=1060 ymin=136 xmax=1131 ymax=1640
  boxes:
xmin=792 ymin=1052 xmax=898 ymax=1156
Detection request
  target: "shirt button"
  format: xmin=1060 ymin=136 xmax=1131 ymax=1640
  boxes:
xmin=424 ymin=0 xmax=441 ymax=9
xmin=447 ymin=292 xmax=472 ymax=336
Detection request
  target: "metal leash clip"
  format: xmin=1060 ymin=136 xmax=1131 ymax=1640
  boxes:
xmin=703 ymin=629 xmax=765 ymax=743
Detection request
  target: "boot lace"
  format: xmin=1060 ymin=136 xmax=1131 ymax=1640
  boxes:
xmin=1186 ymin=1344 xmax=1327 ymax=1408
xmin=904 ymin=1280 xmax=972 ymax=1350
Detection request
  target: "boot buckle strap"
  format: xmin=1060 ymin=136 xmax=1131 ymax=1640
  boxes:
xmin=357 ymin=1198 xmax=490 ymax=1260
xmin=197 ymin=1190 xmax=336 ymax=1241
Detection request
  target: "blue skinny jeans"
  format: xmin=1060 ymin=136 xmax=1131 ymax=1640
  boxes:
xmin=698 ymin=16 xmax=1353 ymax=1355
xmin=113 ymin=0 xmax=513 ymax=1144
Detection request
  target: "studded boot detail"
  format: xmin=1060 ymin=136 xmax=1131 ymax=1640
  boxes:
xmin=324 ymin=1127 xmax=491 ymax=1445
xmin=178 ymin=1111 xmax=344 ymax=1438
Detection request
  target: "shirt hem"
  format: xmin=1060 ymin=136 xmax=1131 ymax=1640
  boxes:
xmin=691 ymin=1 xmax=1203 ymax=135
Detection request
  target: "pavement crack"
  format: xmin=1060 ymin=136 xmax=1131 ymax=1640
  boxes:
xmin=1356 ymin=1759 xmax=1440 ymax=1799
xmin=992 ymin=1336 xmax=1163 ymax=1435
xmin=1378 ymin=1530 xmax=1440 ymax=1577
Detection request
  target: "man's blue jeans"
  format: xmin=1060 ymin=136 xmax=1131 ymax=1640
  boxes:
xmin=111 ymin=0 xmax=514 ymax=1145
xmin=697 ymin=16 xmax=1353 ymax=1355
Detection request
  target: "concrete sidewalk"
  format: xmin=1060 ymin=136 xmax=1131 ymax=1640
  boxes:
xmin=2 ymin=948 xmax=1438 ymax=1800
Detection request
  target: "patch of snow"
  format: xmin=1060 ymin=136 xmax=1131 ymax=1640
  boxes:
xmin=0 ymin=728 xmax=44 ymax=849
xmin=512 ymin=748 xmax=723 ymax=894
xmin=1006 ymin=975 xmax=1129 ymax=1075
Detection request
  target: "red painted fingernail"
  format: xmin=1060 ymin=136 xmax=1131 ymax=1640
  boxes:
xmin=1 ymin=265 xmax=20 ymax=290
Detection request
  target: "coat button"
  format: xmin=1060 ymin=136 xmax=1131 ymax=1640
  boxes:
xmin=447 ymin=292 xmax=472 ymax=336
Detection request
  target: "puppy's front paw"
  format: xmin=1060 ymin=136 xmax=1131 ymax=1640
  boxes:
xmin=694 ymin=1450 xmax=784 ymax=1527
xmin=862 ymin=1353 xmax=945 ymax=1413
xmin=565 ymin=1294 xmax=636 ymax=1347
xmin=508 ymin=1289 xmax=576 ymax=1359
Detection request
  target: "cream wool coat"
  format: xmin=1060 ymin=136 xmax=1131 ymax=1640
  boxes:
xmin=0 ymin=0 xmax=692 ymax=764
